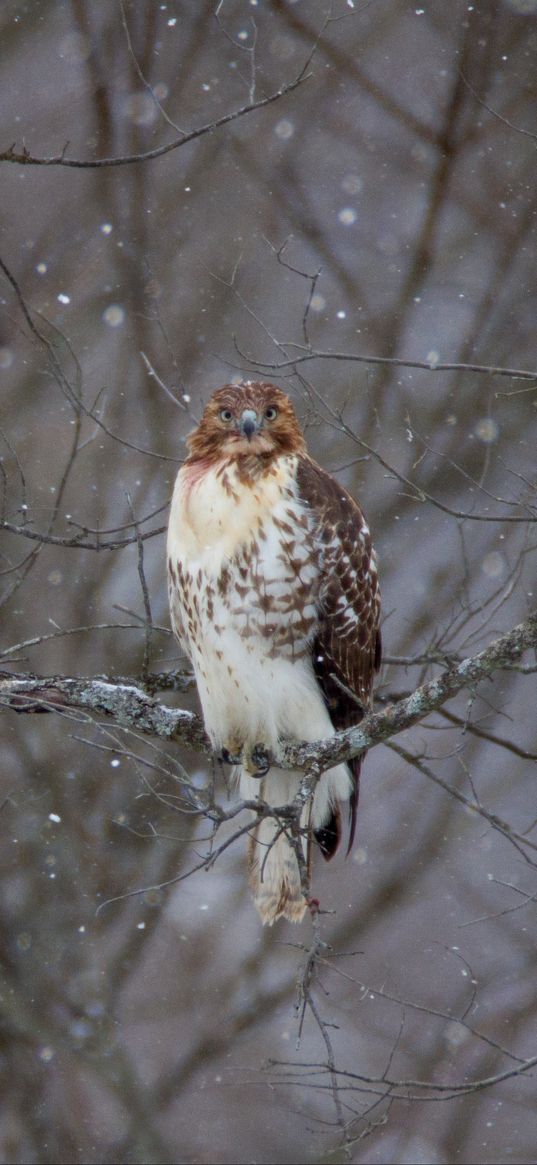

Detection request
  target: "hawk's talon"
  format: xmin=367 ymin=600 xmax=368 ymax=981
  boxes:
xmin=220 ymin=747 xmax=243 ymax=767
xmin=250 ymin=743 xmax=272 ymax=778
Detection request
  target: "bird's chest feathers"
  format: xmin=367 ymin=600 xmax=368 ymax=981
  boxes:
xmin=168 ymin=456 xmax=321 ymax=660
xmin=171 ymin=457 xmax=305 ymax=567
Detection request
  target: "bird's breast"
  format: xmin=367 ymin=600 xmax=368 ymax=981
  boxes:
xmin=168 ymin=456 xmax=304 ymax=567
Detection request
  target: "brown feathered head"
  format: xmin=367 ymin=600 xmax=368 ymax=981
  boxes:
xmin=186 ymin=382 xmax=307 ymax=462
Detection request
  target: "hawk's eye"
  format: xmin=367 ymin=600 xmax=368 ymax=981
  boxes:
xmin=264 ymin=406 xmax=278 ymax=421
xmin=219 ymin=408 xmax=234 ymax=422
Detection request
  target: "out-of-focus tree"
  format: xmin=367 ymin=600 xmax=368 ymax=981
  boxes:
xmin=0 ymin=3 xmax=536 ymax=1163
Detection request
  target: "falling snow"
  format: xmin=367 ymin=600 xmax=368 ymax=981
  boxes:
xmin=474 ymin=417 xmax=499 ymax=444
xmin=274 ymin=119 xmax=294 ymax=140
xmin=103 ymin=304 xmax=125 ymax=327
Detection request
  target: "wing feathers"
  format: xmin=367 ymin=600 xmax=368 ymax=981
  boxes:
xmin=296 ymin=456 xmax=381 ymax=850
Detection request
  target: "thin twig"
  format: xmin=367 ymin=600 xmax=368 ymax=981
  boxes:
xmin=0 ymin=70 xmax=311 ymax=169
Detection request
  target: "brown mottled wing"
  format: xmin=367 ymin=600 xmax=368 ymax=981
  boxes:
xmin=296 ymin=456 xmax=381 ymax=858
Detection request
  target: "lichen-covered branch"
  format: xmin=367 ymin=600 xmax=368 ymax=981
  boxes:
xmin=0 ymin=674 xmax=210 ymax=754
xmin=0 ymin=610 xmax=534 ymax=770
xmin=282 ymin=609 xmax=537 ymax=772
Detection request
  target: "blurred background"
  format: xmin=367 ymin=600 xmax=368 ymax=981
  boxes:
xmin=1 ymin=1 xmax=536 ymax=1162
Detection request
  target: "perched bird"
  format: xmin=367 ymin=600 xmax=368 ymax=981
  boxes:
xmin=167 ymin=382 xmax=381 ymax=924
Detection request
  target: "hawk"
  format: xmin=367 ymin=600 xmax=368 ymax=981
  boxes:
xmin=167 ymin=382 xmax=381 ymax=924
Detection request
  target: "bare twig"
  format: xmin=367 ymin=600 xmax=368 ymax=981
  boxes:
xmin=238 ymin=343 xmax=537 ymax=383
xmin=0 ymin=70 xmax=311 ymax=169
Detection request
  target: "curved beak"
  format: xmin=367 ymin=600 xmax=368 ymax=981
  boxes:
xmin=239 ymin=408 xmax=261 ymax=441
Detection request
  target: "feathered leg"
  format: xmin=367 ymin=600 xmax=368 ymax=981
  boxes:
xmin=242 ymin=768 xmax=310 ymax=924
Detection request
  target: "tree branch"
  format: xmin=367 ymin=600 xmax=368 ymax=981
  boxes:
xmin=282 ymin=610 xmax=536 ymax=772
xmin=268 ymin=1047 xmax=537 ymax=1102
xmin=1 ymin=611 xmax=534 ymax=770
xmin=0 ymin=673 xmax=210 ymax=753
xmin=0 ymin=70 xmax=311 ymax=170
xmin=237 ymin=343 xmax=537 ymax=382
xmin=0 ymin=519 xmax=167 ymax=552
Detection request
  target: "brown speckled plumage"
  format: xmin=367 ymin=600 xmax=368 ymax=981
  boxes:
xmin=167 ymin=382 xmax=381 ymax=923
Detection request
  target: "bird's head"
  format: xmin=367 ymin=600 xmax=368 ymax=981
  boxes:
xmin=186 ymin=382 xmax=307 ymax=462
